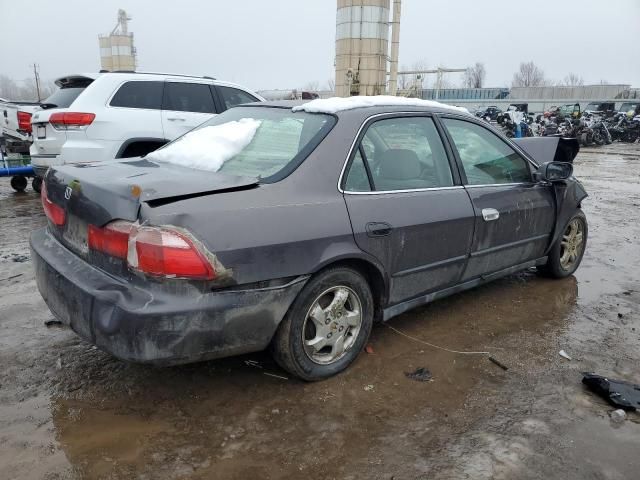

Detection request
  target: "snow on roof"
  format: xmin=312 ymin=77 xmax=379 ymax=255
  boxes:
xmin=291 ymin=95 xmax=470 ymax=115
xmin=146 ymin=118 xmax=261 ymax=172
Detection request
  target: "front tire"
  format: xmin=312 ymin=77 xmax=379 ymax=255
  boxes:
xmin=539 ymin=210 xmax=587 ymax=278
xmin=271 ymin=267 xmax=373 ymax=381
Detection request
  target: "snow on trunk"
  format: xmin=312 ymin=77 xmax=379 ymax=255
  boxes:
xmin=147 ymin=118 xmax=262 ymax=172
xmin=292 ymin=96 xmax=470 ymax=115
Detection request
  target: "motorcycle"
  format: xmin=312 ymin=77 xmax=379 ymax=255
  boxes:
xmin=498 ymin=109 xmax=533 ymax=138
xmin=608 ymin=113 xmax=640 ymax=143
xmin=580 ymin=112 xmax=611 ymax=146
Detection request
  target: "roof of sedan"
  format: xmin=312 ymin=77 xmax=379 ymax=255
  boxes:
xmin=245 ymin=97 xmax=470 ymax=116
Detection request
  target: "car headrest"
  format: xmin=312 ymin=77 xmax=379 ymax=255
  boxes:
xmin=378 ymin=149 xmax=421 ymax=180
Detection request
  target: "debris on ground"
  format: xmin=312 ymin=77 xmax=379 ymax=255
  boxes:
xmin=44 ymin=319 xmax=63 ymax=327
xmin=56 ymin=358 xmax=62 ymax=370
xmin=364 ymin=384 xmax=374 ymax=391
xmin=582 ymin=373 xmax=640 ymax=411
xmin=0 ymin=273 xmax=22 ymax=282
xmin=365 ymin=344 xmax=375 ymax=354
xmin=244 ymin=359 xmax=262 ymax=369
xmin=559 ymin=350 xmax=572 ymax=360
xmin=488 ymin=356 xmax=509 ymax=371
xmin=263 ymin=372 xmax=288 ymax=381
xmin=405 ymin=367 xmax=432 ymax=382
xmin=609 ymin=409 xmax=627 ymax=424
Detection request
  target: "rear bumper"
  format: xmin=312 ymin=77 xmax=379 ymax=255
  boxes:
xmin=59 ymin=139 xmax=120 ymax=164
xmin=30 ymin=152 xmax=62 ymax=178
xmin=30 ymin=228 xmax=307 ymax=365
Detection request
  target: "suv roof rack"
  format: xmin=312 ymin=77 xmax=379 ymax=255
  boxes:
xmin=105 ymin=70 xmax=216 ymax=80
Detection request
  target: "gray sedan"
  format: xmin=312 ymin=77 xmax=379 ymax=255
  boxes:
xmin=31 ymin=100 xmax=587 ymax=380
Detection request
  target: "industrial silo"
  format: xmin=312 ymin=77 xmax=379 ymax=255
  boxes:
xmin=98 ymin=10 xmax=137 ymax=72
xmin=335 ymin=0 xmax=390 ymax=97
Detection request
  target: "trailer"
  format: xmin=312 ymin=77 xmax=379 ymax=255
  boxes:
xmin=0 ymin=140 xmax=37 ymax=192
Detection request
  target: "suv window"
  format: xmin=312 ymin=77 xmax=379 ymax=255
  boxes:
xmin=163 ymin=82 xmax=216 ymax=113
xmin=110 ymin=81 xmax=164 ymax=109
xmin=344 ymin=116 xmax=453 ymax=191
xmin=442 ymin=118 xmax=531 ymax=185
xmin=218 ymin=86 xmax=259 ymax=110
xmin=42 ymin=86 xmax=90 ymax=109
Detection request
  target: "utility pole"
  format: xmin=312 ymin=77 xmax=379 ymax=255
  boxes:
xmin=32 ymin=63 xmax=41 ymax=102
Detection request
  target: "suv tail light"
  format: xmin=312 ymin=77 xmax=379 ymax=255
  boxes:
xmin=41 ymin=182 xmax=66 ymax=226
xmin=88 ymin=221 xmax=215 ymax=280
xmin=17 ymin=111 xmax=32 ymax=133
xmin=49 ymin=112 xmax=95 ymax=130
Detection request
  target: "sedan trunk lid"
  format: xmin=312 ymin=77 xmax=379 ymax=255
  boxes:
xmin=44 ymin=159 xmax=258 ymax=258
xmin=46 ymin=158 xmax=259 ymax=224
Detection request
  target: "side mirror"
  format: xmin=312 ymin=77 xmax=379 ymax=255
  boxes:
xmin=534 ymin=161 xmax=573 ymax=182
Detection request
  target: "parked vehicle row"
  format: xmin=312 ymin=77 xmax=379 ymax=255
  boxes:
xmin=476 ymin=101 xmax=639 ymax=146
xmin=1 ymin=71 xmax=263 ymax=191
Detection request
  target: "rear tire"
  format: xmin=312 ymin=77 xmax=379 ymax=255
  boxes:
xmin=539 ymin=209 xmax=587 ymax=278
xmin=271 ymin=267 xmax=373 ymax=381
xmin=10 ymin=176 xmax=27 ymax=192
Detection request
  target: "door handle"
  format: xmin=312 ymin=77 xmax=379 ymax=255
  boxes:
xmin=366 ymin=222 xmax=393 ymax=237
xmin=167 ymin=117 xmax=185 ymax=121
xmin=482 ymin=208 xmax=500 ymax=221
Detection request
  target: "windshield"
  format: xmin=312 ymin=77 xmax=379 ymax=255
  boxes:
xmin=620 ymin=103 xmax=639 ymax=112
xmin=147 ymin=106 xmax=336 ymax=181
xmin=43 ymin=86 xmax=88 ymax=108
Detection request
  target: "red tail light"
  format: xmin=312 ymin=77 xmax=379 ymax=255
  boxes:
xmin=17 ymin=111 xmax=32 ymax=133
xmin=49 ymin=112 xmax=95 ymax=130
xmin=88 ymin=221 xmax=131 ymax=259
xmin=88 ymin=222 xmax=215 ymax=280
xmin=41 ymin=182 xmax=66 ymax=226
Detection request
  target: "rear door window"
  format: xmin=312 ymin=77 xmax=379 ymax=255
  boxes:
xmin=163 ymin=82 xmax=216 ymax=113
xmin=344 ymin=116 xmax=453 ymax=192
xmin=442 ymin=118 xmax=531 ymax=185
xmin=110 ymin=81 xmax=164 ymax=109
xmin=217 ymin=86 xmax=259 ymax=110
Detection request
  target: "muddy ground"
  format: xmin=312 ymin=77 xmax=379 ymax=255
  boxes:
xmin=0 ymin=143 xmax=639 ymax=480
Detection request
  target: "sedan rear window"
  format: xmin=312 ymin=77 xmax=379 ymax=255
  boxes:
xmin=147 ymin=106 xmax=335 ymax=181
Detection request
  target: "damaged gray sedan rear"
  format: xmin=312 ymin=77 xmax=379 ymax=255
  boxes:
xmin=31 ymin=100 xmax=588 ymax=380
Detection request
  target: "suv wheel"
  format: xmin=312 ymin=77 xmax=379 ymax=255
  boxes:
xmin=271 ymin=267 xmax=373 ymax=381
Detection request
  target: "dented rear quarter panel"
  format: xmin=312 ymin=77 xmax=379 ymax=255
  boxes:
xmin=139 ymin=109 xmax=385 ymax=288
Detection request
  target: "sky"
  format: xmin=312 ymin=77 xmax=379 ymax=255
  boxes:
xmin=1 ymin=0 xmax=639 ymax=91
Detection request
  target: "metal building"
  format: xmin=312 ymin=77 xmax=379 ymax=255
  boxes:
xmin=98 ymin=10 xmax=137 ymax=72
xmin=335 ymin=0 xmax=390 ymax=97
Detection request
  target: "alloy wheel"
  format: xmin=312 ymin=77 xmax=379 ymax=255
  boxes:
xmin=302 ymin=286 xmax=362 ymax=365
xmin=560 ymin=218 xmax=585 ymax=271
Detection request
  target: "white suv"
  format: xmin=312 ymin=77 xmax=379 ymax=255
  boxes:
xmin=30 ymin=72 xmax=264 ymax=178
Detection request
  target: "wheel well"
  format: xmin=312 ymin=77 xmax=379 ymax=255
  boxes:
xmin=118 ymin=140 xmax=167 ymax=158
xmin=315 ymin=259 xmax=387 ymax=322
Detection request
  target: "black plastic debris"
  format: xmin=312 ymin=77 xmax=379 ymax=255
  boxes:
xmin=489 ymin=356 xmax=509 ymax=371
xmin=582 ymin=373 xmax=640 ymax=411
xmin=405 ymin=367 xmax=432 ymax=382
